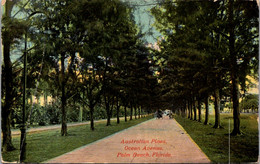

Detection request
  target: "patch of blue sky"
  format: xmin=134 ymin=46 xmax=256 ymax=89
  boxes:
xmin=121 ymin=0 xmax=162 ymax=44
xmin=4 ymin=0 xmax=162 ymax=62
xmin=2 ymin=2 xmax=28 ymax=62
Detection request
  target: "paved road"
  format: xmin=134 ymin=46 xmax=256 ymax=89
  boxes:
xmin=46 ymin=117 xmax=210 ymax=163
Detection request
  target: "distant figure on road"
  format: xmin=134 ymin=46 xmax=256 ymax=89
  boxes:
xmin=155 ymin=110 xmax=163 ymax=119
xmin=169 ymin=111 xmax=173 ymax=119
xmin=164 ymin=109 xmax=173 ymax=119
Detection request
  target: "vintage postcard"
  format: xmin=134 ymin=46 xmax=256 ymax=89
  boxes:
xmin=1 ymin=0 xmax=259 ymax=163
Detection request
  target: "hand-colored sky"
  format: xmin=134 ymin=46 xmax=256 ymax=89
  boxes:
xmin=2 ymin=0 xmax=161 ymax=44
xmin=122 ymin=0 xmax=161 ymax=43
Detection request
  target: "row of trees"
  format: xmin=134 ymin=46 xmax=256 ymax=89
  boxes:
xmin=1 ymin=0 xmax=258 ymax=154
xmin=151 ymin=0 xmax=258 ymax=134
xmin=240 ymin=94 xmax=258 ymax=113
xmin=1 ymin=0 xmax=160 ymax=152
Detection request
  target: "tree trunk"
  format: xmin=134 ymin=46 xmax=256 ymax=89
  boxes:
xmin=134 ymin=105 xmax=137 ymax=119
xmin=105 ymin=97 xmax=111 ymax=126
xmin=181 ymin=102 xmax=186 ymax=117
xmin=204 ymin=96 xmax=209 ymax=125
xmin=110 ymin=98 xmax=114 ymax=122
xmin=36 ymin=96 xmax=40 ymax=104
xmin=2 ymin=0 xmax=21 ymax=151
xmin=2 ymin=108 xmax=15 ymax=151
xmin=228 ymin=0 xmax=241 ymax=135
xmin=116 ymin=96 xmax=120 ymax=124
xmin=90 ymin=104 xmax=94 ymax=131
xmin=188 ymin=101 xmax=190 ymax=119
xmin=231 ymin=76 xmax=241 ymax=134
xmin=138 ymin=106 xmax=140 ymax=119
xmin=2 ymin=18 xmax=16 ymax=151
xmin=213 ymin=88 xmax=221 ymax=128
xmin=44 ymin=91 xmax=47 ymax=106
xmin=193 ymin=97 xmax=197 ymax=121
xmin=186 ymin=102 xmax=188 ymax=117
xmin=198 ymin=99 xmax=201 ymax=122
xmin=61 ymin=54 xmax=67 ymax=136
xmin=124 ymin=104 xmax=127 ymax=122
xmin=2 ymin=46 xmax=16 ymax=151
xmin=30 ymin=95 xmax=33 ymax=105
xmin=79 ymin=106 xmax=83 ymax=122
xmin=130 ymin=102 xmax=133 ymax=120
xmin=190 ymin=99 xmax=193 ymax=120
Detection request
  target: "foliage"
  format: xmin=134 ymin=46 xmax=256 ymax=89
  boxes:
xmin=1 ymin=0 xmax=258 ymax=160
xmin=151 ymin=0 xmax=258 ymax=133
xmin=25 ymin=104 xmax=60 ymax=126
xmin=240 ymin=94 xmax=258 ymax=112
xmin=46 ymin=104 xmax=61 ymax=125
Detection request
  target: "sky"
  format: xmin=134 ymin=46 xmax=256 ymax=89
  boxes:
xmin=122 ymin=0 xmax=162 ymax=43
xmin=2 ymin=0 xmax=162 ymax=62
xmin=1 ymin=0 xmax=162 ymax=44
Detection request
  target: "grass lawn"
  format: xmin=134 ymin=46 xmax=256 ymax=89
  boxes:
xmin=174 ymin=113 xmax=258 ymax=163
xmin=2 ymin=115 xmax=153 ymax=163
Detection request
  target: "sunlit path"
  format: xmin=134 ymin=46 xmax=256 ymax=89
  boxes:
xmin=10 ymin=116 xmax=135 ymax=137
xmin=46 ymin=117 xmax=210 ymax=163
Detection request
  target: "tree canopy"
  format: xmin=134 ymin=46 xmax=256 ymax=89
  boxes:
xmin=1 ymin=0 xmax=258 ymax=160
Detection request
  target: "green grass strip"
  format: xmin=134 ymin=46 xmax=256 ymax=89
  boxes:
xmin=2 ymin=115 xmax=153 ymax=163
xmin=174 ymin=113 xmax=258 ymax=163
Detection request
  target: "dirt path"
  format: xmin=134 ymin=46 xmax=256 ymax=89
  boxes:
xmin=46 ymin=117 xmax=210 ymax=163
xmin=11 ymin=120 xmax=103 ymax=137
xmin=11 ymin=117 xmax=133 ymax=137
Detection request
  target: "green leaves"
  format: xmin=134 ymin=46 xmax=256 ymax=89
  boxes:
xmin=151 ymin=0 xmax=258 ymax=112
xmin=2 ymin=16 xmax=27 ymax=44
